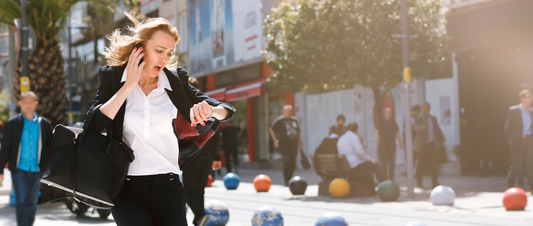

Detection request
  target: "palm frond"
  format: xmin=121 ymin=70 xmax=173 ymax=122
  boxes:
xmin=0 ymin=0 xmax=21 ymax=26
xmin=1 ymin=0 xmax=117 ymax=45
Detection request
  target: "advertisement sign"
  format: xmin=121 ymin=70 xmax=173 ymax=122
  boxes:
xmin=188 ymin=0 xmax=262 ymax=74
xmin=232 ymin=0 xmax=262 ymax=62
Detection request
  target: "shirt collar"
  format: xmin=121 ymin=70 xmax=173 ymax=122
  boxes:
xmin=22 ymin=112 xmax=38 ymax=122
xmin=344 ymin=130 xmax=355 ymax=137
xmin=520 ymin=103 xmax=530 ymax=112
xmin=121 ymin=68 xmax=172 ymax=91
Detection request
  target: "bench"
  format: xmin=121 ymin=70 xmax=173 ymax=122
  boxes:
xmin=313 ymin=154 xmax=375 ymax=197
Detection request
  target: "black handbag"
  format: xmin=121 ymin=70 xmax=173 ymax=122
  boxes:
xmin=299 ymin=148 xmax=312 ymax=170
xmin=40 ymin=104 xmax=135 ymax=208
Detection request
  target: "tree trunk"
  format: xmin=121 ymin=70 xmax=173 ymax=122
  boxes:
xmin=14 ymin=42 xmax=67 ymax=126
xmin=14 ymin=42 xmax=67 ymax=203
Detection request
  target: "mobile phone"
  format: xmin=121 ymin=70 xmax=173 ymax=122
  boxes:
xmin=133 ymin=42 xmax=144 ymax=66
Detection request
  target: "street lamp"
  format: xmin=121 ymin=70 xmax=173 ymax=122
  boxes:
xmin=67 ymin=16 xmax=88 ymax=125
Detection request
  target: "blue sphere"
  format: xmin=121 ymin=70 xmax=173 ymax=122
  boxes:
xmin=315 ymin=212 xmax=348 ymax=226
xmin=252 ymin=206 xmax=284 ymax=226
xmin=223 ymin=173 xmax=240 ymax=190
xmin=404 ymin=223 xmax=426 ymax=226
xmin=205 ymin=200 xmax=229 ymax=226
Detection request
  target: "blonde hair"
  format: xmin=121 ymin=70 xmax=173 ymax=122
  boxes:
xmin=103 ymin=13 xmax=180 ymax=69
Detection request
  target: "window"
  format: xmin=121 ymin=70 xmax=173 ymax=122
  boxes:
xmin=179 ymin=13 xmax=188 ymax=53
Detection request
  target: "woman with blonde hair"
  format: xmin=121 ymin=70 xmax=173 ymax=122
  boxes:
xmin=84 ymin=13 xmax=235 ymax=226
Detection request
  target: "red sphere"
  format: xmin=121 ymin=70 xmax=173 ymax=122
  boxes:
xmin=206 ymin=175 xmax=214 ymax=187
xmin=253 ymin=174 xmax=272 ymax=192
xmin=503 ymin=187 xmax=527 ymax=210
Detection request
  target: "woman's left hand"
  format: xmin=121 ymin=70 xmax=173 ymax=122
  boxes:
xmin=190 ymin=101 xmax=213 ymax=127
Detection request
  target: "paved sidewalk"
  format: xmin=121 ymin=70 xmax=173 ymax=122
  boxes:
xmin=0 ymin=162 xmax=527 ymax=225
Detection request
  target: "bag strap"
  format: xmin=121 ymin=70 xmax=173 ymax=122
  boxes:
xmin=47 ymin=195 xmax=113 ymax=210
xmin=78 ymin=103 xmax=102 ymax=145
xmin=68 ymin=77 xmax=116 ymax=208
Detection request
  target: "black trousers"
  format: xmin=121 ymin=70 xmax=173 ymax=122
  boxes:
xmin=224 ymin=147 xmax=239 ymax=173
xmin=508 ymin=136 xmax=533 ymax=186
xmin=349 ymin=161 xmax=386 ymax=191
xmin=279 ymin=142 xmax=298 ymax=185
xmin=378 ymin=143 xmax=396 ymax=180
xmin=183 ymin=159 xmax=212 ymax=226
xmin=112 ymin=173 xmax=187 ymax=226
xmin=415 ymin=142 xmax=439 ymax=186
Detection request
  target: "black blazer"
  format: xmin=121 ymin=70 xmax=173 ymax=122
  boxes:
xmin=0 ymin=113 xmax=54 ymax=174
xmin=505 ymin=104 xmax=533 ymax=147
xmin=85 ymin=65 xmax=235 ymax=169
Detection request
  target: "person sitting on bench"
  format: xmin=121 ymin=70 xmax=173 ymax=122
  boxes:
xmin=314 ymin=132 xmax=340 ymax=165
xmin=337 ymin=122 xmax=386 ymax=192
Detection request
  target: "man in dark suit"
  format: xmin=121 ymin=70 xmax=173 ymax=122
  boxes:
xmin=0 ymin=91 xmax=54 ymax=226
xmin=414 ymin=102 xmax=445 ymax=189
xmin=504 ymin=89 xmax=533 ymax=190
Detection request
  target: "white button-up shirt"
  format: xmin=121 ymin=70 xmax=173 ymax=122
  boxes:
xmin=121 ymin=69 xmax=180 ymax=176
xmin=337 ymin=130 xmax=371 ymax=168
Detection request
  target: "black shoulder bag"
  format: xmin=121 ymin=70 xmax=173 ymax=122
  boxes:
xmin=40 ymin=104 xmax=135 ymax=209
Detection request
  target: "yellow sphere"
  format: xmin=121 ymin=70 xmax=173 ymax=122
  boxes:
xmin=329 ymin=178 xmax=350 ymax=198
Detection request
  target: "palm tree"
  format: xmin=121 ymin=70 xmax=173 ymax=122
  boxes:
xmin=0 ymin=0 xmax=116 ymax=203
xmin=0 ymin=0 xmax=115 ymax=126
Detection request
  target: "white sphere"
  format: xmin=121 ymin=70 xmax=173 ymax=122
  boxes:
xmin=430 ymin=185 xmax=456 ymax=205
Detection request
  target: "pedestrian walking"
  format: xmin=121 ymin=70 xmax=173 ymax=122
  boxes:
xmin=414 ymin=102 xmax=445 ymax=188
xmin=269 ymin=105 xmax=303 ymax=186
xmin=337 ymin=123 xmax=386 ymax=193
xmin=0 ymin=91 xmax=54 ymax=226
xmin=504 ymin=89 xmax=533 ymax=190
xmin=84 ymin=14 xmax=235 ymax=226
xmin=222 ymin=120 xmax=241 ymax=173
xmin=182 ymin=77 xmax=223 ymax=226
xmin=329 ymin=114 xmax=347 ymax=136
xmin=376 ymin=108 xmax=403 ymax=180
xmin=404 ymin=105 xmax=421 ymax=166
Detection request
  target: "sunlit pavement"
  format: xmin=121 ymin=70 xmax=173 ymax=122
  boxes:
xmin=0 ymin=165 xmax=531 ymax=225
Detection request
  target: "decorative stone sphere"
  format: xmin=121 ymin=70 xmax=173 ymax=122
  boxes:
xmin=403 ymin=222 xmax=427 ymax=226
xmin=430 ymin=185 xmax=456 ymax=205
xmin=206 ymin=174 xmax=214 ymax=187
xmin=289 ymin=176 xmax=308 ymax=195
xmin=503 ymin=187 xmax=527 ymax=211
xmin=251 ymin=205 xmax=284 ymax=226
xmin=314 ymin=212 xmax=349 ymax=226
xmin=223 ymin=173 xmax=240 ymax=190
xmin=377 ymin=180 xmax=400 ymax=202
xmin=329 ymin=178 xmax=350 ymax=198
xmin=253 ymin=174 xmax=272 ymax=192
xmin=205 ymin=200 xmax=229 ymax=226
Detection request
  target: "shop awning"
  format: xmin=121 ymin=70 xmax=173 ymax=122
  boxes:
xmin=204 ymin=88 xmax=226 ymax=101
xmin=225 ymin=82 xmax=263 ymax=102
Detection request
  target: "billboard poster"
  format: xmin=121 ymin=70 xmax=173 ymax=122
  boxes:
xmin=188 ymin=0 xmax=262 ymax=74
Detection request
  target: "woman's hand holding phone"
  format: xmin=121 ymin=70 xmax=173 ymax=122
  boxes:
xmin=124 ymin=44 xmax=145 ymax=89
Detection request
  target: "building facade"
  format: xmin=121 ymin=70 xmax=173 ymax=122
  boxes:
xmin=447 ymin=0 xmax=533 ymax=175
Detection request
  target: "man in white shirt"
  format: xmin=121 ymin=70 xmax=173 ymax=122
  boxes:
xmin=337 ymin=123 xmax=385 ymax=192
